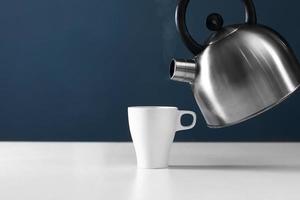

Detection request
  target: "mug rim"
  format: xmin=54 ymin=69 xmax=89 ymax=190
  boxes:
xmin=128 ymin=106 xmax=178 ymax=110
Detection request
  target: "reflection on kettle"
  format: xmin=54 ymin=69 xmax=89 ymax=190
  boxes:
xmin=170 ymin=0 xmax=300 ymax=128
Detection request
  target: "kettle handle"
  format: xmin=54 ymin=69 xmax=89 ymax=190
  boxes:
xmin=176 ymin=0 xmax=257 ymax=55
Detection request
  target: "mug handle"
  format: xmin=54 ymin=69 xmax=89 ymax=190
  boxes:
xmin=176 ymin=110 xmax=197 ymax=131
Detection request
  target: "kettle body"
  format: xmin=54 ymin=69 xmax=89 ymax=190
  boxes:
xmin=170 ymin=0 xmax=300 ymax=128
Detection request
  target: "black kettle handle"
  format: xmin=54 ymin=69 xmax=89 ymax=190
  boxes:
xmin=176 ymin=0 xmax=257 ymax=55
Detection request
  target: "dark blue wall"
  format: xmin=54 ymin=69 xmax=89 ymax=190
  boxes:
xmin=0 ymin=0 xmax=300 ymax=141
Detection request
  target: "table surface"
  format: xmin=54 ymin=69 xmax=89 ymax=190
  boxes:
xmin=0 ymin=142 xmax=300 ymax=200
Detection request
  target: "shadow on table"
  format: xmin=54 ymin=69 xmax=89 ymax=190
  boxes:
xmin=169 ymin=164 xmax=300 ymax=172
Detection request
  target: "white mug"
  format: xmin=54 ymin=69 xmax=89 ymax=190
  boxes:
xmin=128 ymin=106 xmax=196 ymax=169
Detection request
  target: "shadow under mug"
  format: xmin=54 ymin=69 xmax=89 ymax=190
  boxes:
xmin=128 ymin=106 xmax=196 ymax=169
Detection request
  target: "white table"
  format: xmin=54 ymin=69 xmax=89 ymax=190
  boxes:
xmin=0 ymin=142 xmax=299 ymax=200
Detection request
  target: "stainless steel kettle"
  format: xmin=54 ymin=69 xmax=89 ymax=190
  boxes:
xmin=170 ymin=0 xmax=300 ymax=128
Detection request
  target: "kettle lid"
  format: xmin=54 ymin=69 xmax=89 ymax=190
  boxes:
xmin=176 ymin=0 xmax=257 ymax=55
xmin=206 ymin=26 xmax=239 ymax=45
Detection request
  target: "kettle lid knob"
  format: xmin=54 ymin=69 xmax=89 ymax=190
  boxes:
xmin=206 ymin=13 xmax=224 ymax=31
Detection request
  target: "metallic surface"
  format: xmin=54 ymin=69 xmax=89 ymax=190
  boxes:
xmin=171 ymin=25 xmax=300 ymax=127
xmin=170 ymin=59 xmax=197 ymax=83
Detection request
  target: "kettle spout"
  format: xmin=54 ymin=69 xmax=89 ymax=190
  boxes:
xmin=169 ymin=59 xmax=197 ymax=83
